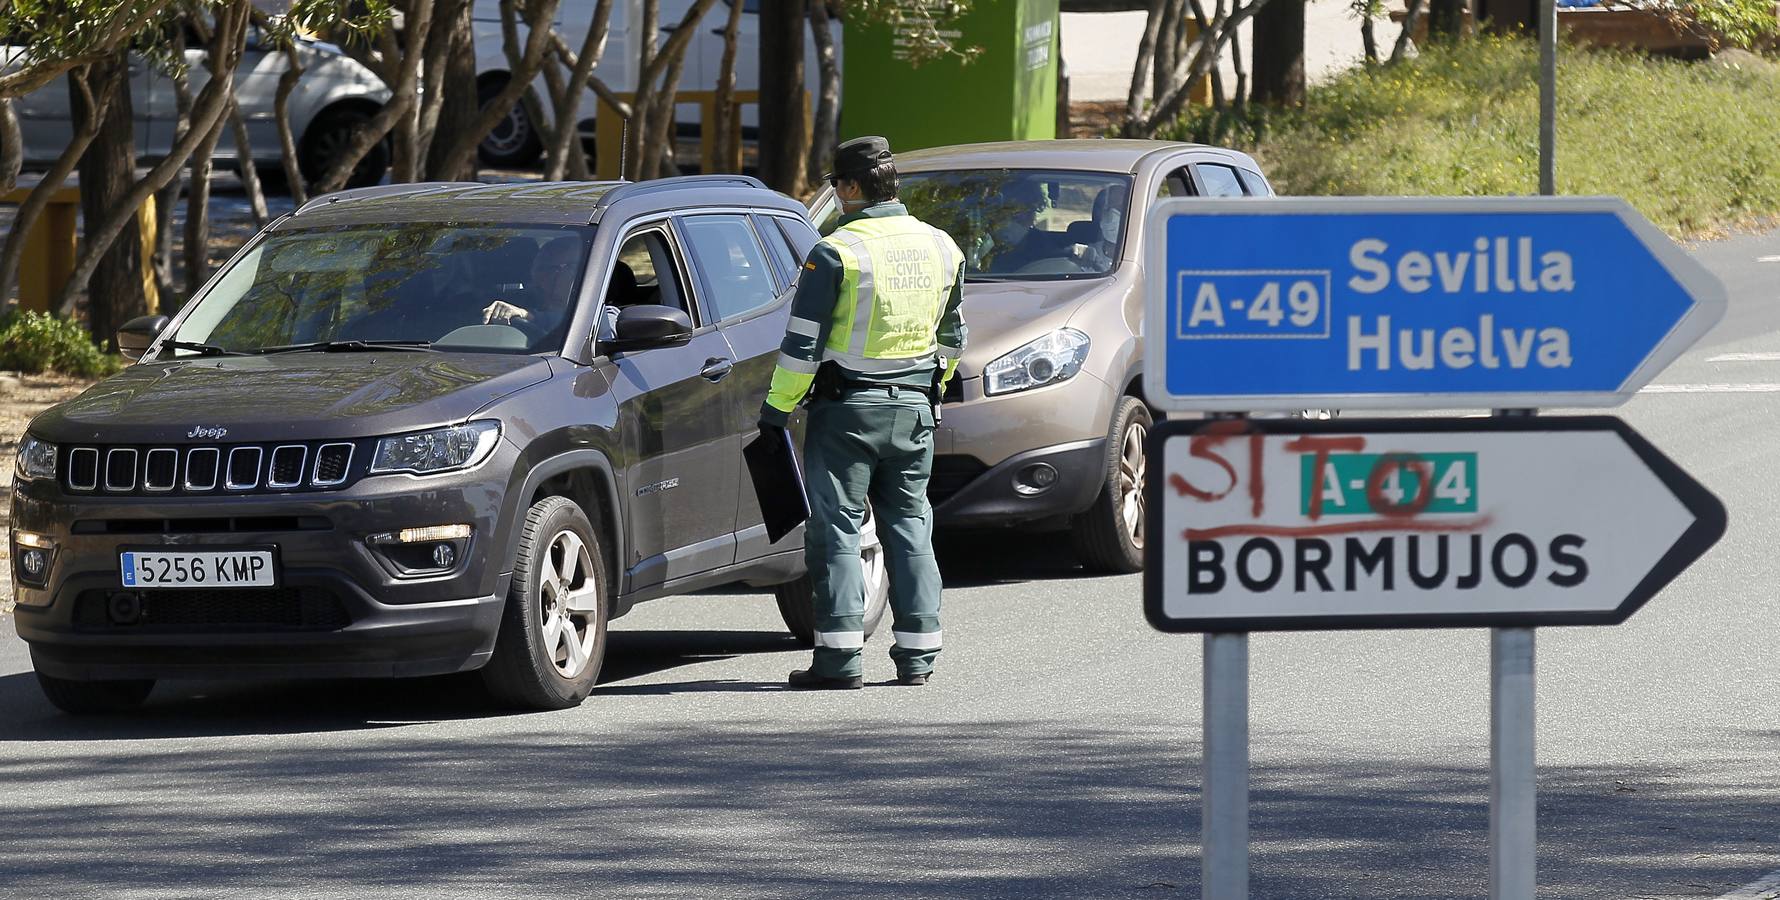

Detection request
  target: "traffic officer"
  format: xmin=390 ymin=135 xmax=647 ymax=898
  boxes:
xmin=757 ymin=135 xmax=967 ymax=691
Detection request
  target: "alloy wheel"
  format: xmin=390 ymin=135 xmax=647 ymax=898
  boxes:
xmin=539 ymin=528 xmax=600 ymax=678
xmin=1119 ymin=419 xmax=1147 ymax=549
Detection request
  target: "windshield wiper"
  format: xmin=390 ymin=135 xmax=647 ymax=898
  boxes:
xmin=254 ymin=340 xmax=437 ymax=354
xmin=161 ymin=340 xmax=246 ymax=357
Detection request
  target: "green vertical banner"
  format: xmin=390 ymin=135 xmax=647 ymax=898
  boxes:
xmin=841 ymin=0 xmax=1060 ymax=152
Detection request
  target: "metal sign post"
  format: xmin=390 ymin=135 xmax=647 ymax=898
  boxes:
xmin=1540 ymin=0 xmax=1557 ymax=197
xmin=1490 ymin=627 xmax=1537 ymax=900
xmin=1202 ymin=632 xmax=1249 ymax=898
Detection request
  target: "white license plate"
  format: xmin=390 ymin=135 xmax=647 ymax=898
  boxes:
xmin=120 ymin=550 xmax=277 ymax=588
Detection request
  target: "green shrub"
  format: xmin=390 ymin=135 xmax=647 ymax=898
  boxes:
xmin=1160 ymin=36 xmax=1780 ymax=238
xmin=0 ymin=310 xmax=122 ymax=378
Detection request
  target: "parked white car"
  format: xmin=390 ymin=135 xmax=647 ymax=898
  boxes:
xmin=473 ymin=0 xmax=837 ymax=168
xmin=7 ymin=22 xmax=393 ymax=188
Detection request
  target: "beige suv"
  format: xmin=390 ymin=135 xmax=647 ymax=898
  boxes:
xmin=810 ymin=140 xmax=1272 ymax=573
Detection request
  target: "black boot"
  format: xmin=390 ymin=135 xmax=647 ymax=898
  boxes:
xmin=896 ymin=671 xmax=930 ymax=686
xmin=788 ymin=669 xmax=863 ymax=690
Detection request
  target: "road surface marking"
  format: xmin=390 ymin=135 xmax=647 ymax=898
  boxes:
xmin=1709 ymin=352 xmax=1780 ymax=362
xmin=1758 ymin=255 xmax=1780 ymax=263
xmin=1641 ymin=383 xmax=1780 ymax=394
xmin=1712 ymin=865 xmax=1780 ymax=899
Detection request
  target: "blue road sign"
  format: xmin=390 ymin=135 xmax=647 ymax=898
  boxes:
xmin=1142 ymin=197 xmax=1727 ymax=411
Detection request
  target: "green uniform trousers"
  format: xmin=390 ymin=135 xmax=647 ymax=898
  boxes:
xmin=803 ymin=386 xmax=944 ymax=679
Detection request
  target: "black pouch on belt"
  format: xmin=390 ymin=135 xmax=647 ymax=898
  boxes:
xmin=812 ymin=362 xmax=845 ymax=402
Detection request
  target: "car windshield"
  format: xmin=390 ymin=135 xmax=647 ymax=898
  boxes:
xmin=163 ymin=222 xmax=595 ymax=356
xmin=900 ymin=169 xmax=1132 ymax=280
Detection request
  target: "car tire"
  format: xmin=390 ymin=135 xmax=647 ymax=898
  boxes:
xmin=35 ymin=671 xmax=154 ymax=715
xmin=481 ymin=496 xmax=609 ymax=710
xmin=774 ymin=506 xmax=891 ymax=647
xmin=478 ymin=77 xmax=544 ymax=168
xmin=1071 ymin=396 xmax=1152 ymax=574
xmin=298 ymin=105 xmax=390 ymax=189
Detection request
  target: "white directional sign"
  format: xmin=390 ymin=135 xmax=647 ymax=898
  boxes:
xmin=1144 ymin=417 xmax=1726 ymax=631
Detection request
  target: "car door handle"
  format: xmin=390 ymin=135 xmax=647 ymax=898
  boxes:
xmin=700 ymin=357 xmax=733 ymax=382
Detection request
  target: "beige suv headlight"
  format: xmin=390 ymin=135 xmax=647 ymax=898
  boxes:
xmin=983 ymin=329 xmax=1091 ymax=396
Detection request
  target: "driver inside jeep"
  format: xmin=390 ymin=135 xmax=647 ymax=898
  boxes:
xmin=478 ymin=235 xmax=582 ymax=337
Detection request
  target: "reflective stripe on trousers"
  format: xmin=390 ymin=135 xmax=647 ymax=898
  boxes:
xmin=892 ymin=630 xmax=942 ymax=651
xmin=815 ymin=631 xmax=866 ymax=649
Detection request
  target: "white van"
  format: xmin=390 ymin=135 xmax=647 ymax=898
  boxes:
xmin=473 ymin=0 xmax=837 ymax=168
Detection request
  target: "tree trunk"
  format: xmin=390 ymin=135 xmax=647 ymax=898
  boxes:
xmin=647 ymin=36 xmax=692 ymax=179
xmin=228 ymin=99 xmax=268 ymax=227
xmin=259 ymin=8 xmax=309 ymax=204
xmin=314 ymin=0 xmax=434 ymax=193
xmin=421 ymin=0 xmax=480 ymax=180
xmin=1479 ymin=0 xmax=1537 ymax=34
xmin=73 ymin=53 xmax=145 ymax=342
xmin=543 ymin=0 xmax=614 ymax=180
xmin=1392 ymin=0 xmax=1425 ymax=61
xmin=626 ymin=0 xmax=661 ymax=180
xmin=1186 ymin=0 xmax=1225 ymax=107
xmin=1125 ymin=0 xmax=1167 ymax=129
xmin=414 ymin=0 xmax=463 ymax=177
xmin=430 ymin=0 xmax=563 ymax=184
xmin=1428 ymin=0 xmax=1464 ymax=40
xmin=0 ymin=98 xmax=21 ymax=195
xmin=1362 ymin=11 xmax=1379 ymax=64
xmin=57 ymin=0 xmax=251 ymax=319
xmin=1251 ymin=0 xmax=1305 ymax=107
xmin=0 ymin=66 xmax=112 ymax=305
xmin=1152 ymin=0 xmax=1180 ymax=104
xmin=805 ymin=0 xmax=839 ymax=183
xmin=714 ymin=0 xmax=745 ymax=174
xmin=1230 ymin=26 xmax=1247 ymax=108
xmin=184 ymin=112 xmax=228 ymax=298
xmin=153 ymin=30 xmax=192 ymax=299
xmin=758 ymin=0 xmax=808 ymax=196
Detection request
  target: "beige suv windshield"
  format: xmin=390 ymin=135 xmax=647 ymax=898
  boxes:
xmin=901 ymin=169 xmax=1132 ymax=280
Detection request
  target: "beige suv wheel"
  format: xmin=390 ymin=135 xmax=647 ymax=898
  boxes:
xmin=1071 ymin=397 xmax=1151 ymax=573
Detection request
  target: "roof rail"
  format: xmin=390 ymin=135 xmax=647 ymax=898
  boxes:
xmin=294 ymin=182 xmax=482 ymax=216
xmin=592 ymin=174 xmax=769 ymax=218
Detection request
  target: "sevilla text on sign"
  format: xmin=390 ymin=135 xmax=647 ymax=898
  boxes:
xmin=1143 ymin=417 xmax=1726 ymax=632
xmin=1143 ymin=197 xmax=1728 ymax=411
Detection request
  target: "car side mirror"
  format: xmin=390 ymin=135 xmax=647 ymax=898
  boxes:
xmin=116 ymin=314 xmax=170 ymax=362
xmin=607 ymin=304 xmax=693 ymax=353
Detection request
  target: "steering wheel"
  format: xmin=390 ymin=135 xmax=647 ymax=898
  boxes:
xmin=1012 ymin=257 xmax=1087 ymax=276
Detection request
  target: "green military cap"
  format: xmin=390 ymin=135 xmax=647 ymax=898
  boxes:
xmin=826 ymin=135 xmax=894 ymax=181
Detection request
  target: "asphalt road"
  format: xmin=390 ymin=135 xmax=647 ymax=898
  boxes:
xmin=3 ymin=229 xmax=1780 ymax=899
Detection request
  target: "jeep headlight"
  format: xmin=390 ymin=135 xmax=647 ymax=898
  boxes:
xmin=983 ymin=329 xmax=1091 ymax=396
xmin=369 ymin=421 xmax=500 ymax=476
xmin=15 ymin=434 xmax=56 ymax=481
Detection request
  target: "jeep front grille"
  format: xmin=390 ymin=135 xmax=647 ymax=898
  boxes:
xmin=62 ymin=441 xmax=367 ymax=495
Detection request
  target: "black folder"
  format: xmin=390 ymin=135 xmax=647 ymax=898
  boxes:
xmin=744 ymin=427 xmax=811 ymax=544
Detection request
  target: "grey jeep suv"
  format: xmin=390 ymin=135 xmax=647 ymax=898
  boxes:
xmin=9 ymin=176 xmax=888 ymax=714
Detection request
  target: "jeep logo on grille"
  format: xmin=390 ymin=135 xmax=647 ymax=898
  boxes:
xmin=187 ymin=426 xmax=228 ymax=440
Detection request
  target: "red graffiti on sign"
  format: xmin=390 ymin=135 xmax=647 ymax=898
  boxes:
xmin=1170 ymin=423 xmax=1491 ymax=540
